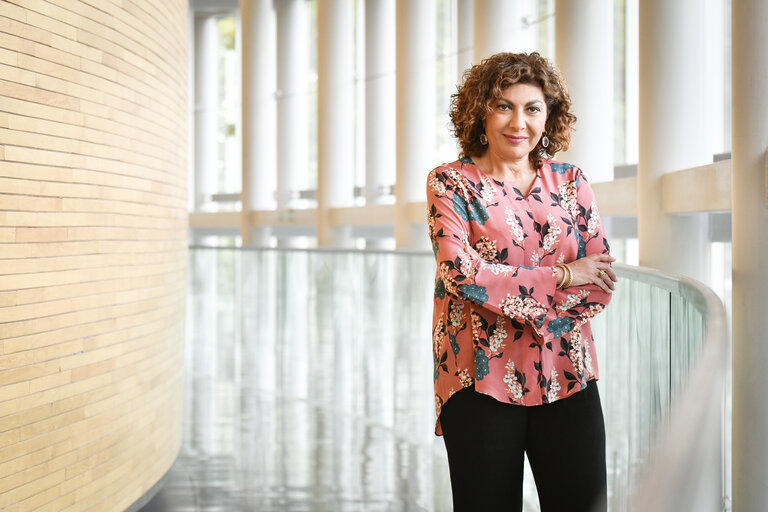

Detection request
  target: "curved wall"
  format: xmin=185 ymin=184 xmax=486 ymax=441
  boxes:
xmin=0 ymin=1 xmax=188 ymax=510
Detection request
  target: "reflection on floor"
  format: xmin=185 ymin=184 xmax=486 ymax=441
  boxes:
xmin=140 ymin=398 xmax=449 ymax=511
xmin=139 ymin=248 xmax=454 ymax=511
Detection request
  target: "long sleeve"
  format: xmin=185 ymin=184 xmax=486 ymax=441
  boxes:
xmin=430 ymin=159 xmax=614 ymax=422
xmin=546 ymin=167 xmax=613 ymax=337
xmin=427 ymin=163 xmax=611 ymax=345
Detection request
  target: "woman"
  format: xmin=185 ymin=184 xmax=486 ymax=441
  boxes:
xmin=427 ymin=52 xmax=617 ymax=512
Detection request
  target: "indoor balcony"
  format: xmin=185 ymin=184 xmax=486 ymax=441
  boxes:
xmin=141 ymin=246 xmax=729 ymax=512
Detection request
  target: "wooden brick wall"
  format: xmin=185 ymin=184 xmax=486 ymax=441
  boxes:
xmin=0 ymin=1 xmax=188 ymax=510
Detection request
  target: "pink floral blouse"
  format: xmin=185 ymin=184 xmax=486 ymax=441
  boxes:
xmin=427 ymin=157 xmax=612 ymax=434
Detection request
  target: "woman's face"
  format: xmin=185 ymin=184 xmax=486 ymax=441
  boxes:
xmin=482 ymin=82 xmax=548 ymax=165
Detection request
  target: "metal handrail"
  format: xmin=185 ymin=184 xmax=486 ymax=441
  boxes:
xmin=613 ymin=262 xmax=730 ymax=511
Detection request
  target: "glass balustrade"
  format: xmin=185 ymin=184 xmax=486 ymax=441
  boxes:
xmin=181 ymin=247 xmax=728 ymax=511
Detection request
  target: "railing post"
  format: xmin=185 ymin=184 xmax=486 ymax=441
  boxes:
xmin=732 ymin=0 xmax=768 ymax=509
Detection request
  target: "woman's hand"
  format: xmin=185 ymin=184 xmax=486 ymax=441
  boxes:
xmin=565 ymin=254 xmax=617 ymax=293
xmin=468 ymin=238 xmax=617 ymax=293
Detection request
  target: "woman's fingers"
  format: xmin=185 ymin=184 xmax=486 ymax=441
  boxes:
xmin=597 ymin=263 xmax=618 ymax=285
xmin=594 ymin=271 xmax=613 ymax=293
xmin=567 ymin=254 xmax=618 ymax=292
xmin=596 ymin=266 xmax=616 ymax=291
xmin=589 ymin=253 xmax=616 ymax=264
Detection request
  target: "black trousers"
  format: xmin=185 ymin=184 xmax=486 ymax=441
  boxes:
xmin=440 ymin=381 xmax=607 ymax=512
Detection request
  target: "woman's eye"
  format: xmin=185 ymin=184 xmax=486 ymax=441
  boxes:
xmin=497 ymin=104 xmax=511 ymax=111
xmin=528 ymin=106 xmax=541 ymax=113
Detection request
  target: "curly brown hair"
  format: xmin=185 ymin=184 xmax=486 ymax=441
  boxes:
xmin=450 ymin=52 xmax=576 ymax=169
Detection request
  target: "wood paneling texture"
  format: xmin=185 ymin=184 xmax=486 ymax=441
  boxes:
xmin=0 ymin=1 xmax=188 ymax=510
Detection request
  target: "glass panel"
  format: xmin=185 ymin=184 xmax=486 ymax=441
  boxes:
xmin=184 ymin=248 xmax=724 ymax=511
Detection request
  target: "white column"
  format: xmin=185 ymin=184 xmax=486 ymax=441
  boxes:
xmin=193 ymin=14 xmax=219 ymax=212
xmin=473 ymin=0 xmax=514 ymax=62
xmin=317 ymin=0 xmax=355 ymax=247
xmin=365 ymin=0 xmax=396 ymax=250
xmin=395 ymin=0 xmax=435 ymax=249
xmin=732 ymin=0 xmax=768 ymax=510
xmin=624 ymin=0 xmax=639 ymax=164
xmin=473 ymin=0 xmax=537 ymax=63
xmin=241 ymin=0 xmax=276 ymax=246
xmin=637 ymin=0 xmax=711 ymax=282
xmin=456 ymin=0 xmax=473 ymax=82
xmin=276 ymin=0 xmax=309 ymax=210
xmin=365 ymin=0 xmax=396 ymax=206
xmin=555 ymin=0 xmax=613 ymax=182
xmin=706 ymin=0 xmax=727 ymax=155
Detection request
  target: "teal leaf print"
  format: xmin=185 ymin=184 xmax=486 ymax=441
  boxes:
xmin=474 ymin=347 xmax=490 ymax=380
xmin=435 ymin=350 xmax=448 ymax=382
xmin=468 ymin=199 xmax=490 ymax=224
xmin=459 ymin=156 xmax=474 ymax=164
xmin=550 ymin=162 xmax=576 ymax=174
xmin=434 ymin=278 xmax=446 ymax=299
xmin=450 ymin=333 xmax=460 ymax=355
xmin=575 ymin=228 xmax=587 ymax=258
xmin=452 ymin=193 xmax=489 ymax=225
xmin=547 ymin=316 xmax=574 ymax=337
xmin=458 ymin=284 xmax=489 ymax=305
xmin=452 ymin=193 xmax=469 ymax=221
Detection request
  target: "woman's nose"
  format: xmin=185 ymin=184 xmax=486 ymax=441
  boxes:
xmin=509 ymin=109 xmax=525 ymax=130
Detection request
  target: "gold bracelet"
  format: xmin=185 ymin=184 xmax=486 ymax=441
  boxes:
xmin=562 ymin=264 xmax=573 ymax=288
xmin=555 ymin=264 xmax=571 ymax=289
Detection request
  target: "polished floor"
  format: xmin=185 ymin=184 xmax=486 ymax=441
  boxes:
xmin=139 ymin=400 xmax=450 ymax=511
xmin=138 ymin=249 xmax=457 ymax=511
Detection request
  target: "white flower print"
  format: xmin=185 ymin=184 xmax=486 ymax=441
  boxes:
xmin=503 ymin=359 xmax=524 ymax=400
xmin=479 ymin=174 xmax=497 ymax=203
xmin=568 ymin=326 xmax=584 ymax=375
xmin=488 ymin=317 xmax=508 ymax=354
xmin=480 ymin=261 xmax=515 ymax=276
xmin=475 ymin=236 xmax=498 ymax=261
xmin=530 ymin=251 xmax=542 ymax=267
xmin=559 ymin=180 xmax=579 ymax=219
xmin=587 ymin=201 xmax=600 ymax=234
xmin=427 ymin=210 xmax=436 ymax=238
xmin=458 ymin=250 xmax=474 ymax=277
xmin=446 ymin=169 xmax=473 ymax=201
xmin=470 ymin=311 xmax=483 ymax=341
xmin=499 ymin=294 xmax=547 ymax=321
xmin=449 ymin=302 xmax=465 ymax=327
xmin=439 ymin=263 xmax=457 ymax=295
xmin=458 ymin=369 xmax=473 ymax=388
xmin=505 ymin=208 xmax=526 ymax=244
xmin=584 ymin=338 xmax=594 ymax=375
xmin=542 ymin=214 xmax=562 ymax=252
xmin=429 ymin=174 xmax=446 ymax=194
xmin=433 ymin=317 xmax=445 ymax=357
xmin=557 ymin=289 xmax=591 ymax=313
xmin=580 ymin=304 xmax=605 ymax=321
xmin=548 ymin=369 xmax=561 ymax=402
